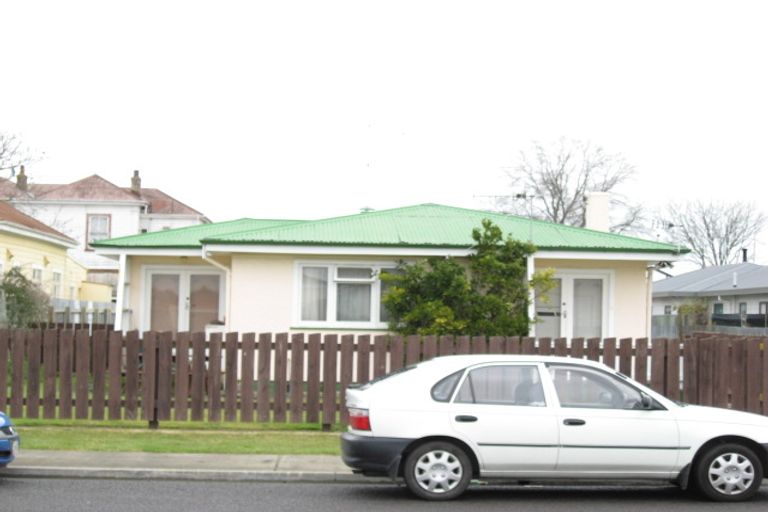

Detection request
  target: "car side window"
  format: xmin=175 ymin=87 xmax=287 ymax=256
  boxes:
xmin=454 ymin=365 xmax=546 ymax=406
xmin=549 ymin=365 xmax=644 ymax=409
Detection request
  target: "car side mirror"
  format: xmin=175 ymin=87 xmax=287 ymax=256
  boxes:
xmin=640 ymin=392 xmax=653 ymax=410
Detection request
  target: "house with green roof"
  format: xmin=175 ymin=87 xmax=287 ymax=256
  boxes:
xmin=93 ymin=203 xmax=685 ymax=338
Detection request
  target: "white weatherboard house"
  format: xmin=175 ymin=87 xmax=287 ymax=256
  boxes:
xmin=93 ymin=204 xmax=685 ymax=338
xmin=0 ymin=168 xmax=209 ymax=292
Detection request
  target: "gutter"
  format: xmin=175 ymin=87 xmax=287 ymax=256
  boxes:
xmin=201 ymin=249 xmax=232 ymax=331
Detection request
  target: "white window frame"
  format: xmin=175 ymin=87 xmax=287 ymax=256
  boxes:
xmin=293 ymin=260 xmax=397 ymax=329
xmin=31 ymin=265 xmax=43 ymax=285
xmin=87 ymin=214 xmax=112 ymax=247
xmin=140 ymin=265 xmax=226 ymax=333
xmin=52 ymin=270 xmax=63 ymax=298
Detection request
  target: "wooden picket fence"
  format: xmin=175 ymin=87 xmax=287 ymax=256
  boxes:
xmin=1 ymin=330 xmax=766 ymax=427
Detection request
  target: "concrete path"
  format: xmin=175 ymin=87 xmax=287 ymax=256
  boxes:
xmin=2 ymin=450 xmax=383 ymax=483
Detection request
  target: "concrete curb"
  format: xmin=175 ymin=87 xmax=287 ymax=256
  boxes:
xmin=4 ymin=466 xmax=391 ymax=483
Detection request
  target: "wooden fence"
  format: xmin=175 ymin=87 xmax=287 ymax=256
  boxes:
xmin=1 ymin=330 xmax=766 ymax=427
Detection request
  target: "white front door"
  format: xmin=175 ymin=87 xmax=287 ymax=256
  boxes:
xmin=146 ymin=267 xmax=225 ymax=333
xmin=536 ymin=271 xmax=611 ymax=339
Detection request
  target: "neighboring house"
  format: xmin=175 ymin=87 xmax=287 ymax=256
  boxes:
xmin=0 ymin=201 xmax=110 ymax=304
xmin=0 ymin=167 xmax=209 ymax=294
xmin=652 ymin=262 xmax=768 ymax=317
xmin=94 ymin=203 xmax=685 ymax=339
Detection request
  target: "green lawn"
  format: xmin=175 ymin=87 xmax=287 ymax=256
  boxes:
xmin=15 ymin=421 xmax=342 ymax=455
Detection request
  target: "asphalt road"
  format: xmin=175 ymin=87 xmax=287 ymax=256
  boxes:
xmin=1 ymin=478 xmax=767 ymax=512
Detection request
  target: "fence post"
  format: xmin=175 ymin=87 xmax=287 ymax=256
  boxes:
xmin=322 ymin=334 xmax=338 ymax=431
xmin=143 ymin=332 xmax=159 ymax=429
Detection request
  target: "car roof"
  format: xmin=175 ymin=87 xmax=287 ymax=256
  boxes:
xmin=419 ymin=354 xmax=610 ymax=373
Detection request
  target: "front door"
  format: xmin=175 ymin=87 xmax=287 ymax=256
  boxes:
xmin=147 ymin=268 xmax=224 ymax=333
xmin=536 ymin=272 xmax=610 ymax=339
xmin=449 ymin=364 xmax=559 ymax=475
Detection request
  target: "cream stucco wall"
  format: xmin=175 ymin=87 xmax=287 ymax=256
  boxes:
xmin=535 ymin=258 xmax=651 ymax=339
xmin=121 ymin=252 xmax=652 ymax=338
xmin=228 ymin=254 xmax=402 ymax=334
xmin=229 ymin=254 xmax=294 ymax=334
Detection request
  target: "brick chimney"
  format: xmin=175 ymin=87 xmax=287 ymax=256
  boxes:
xmin=585 ymin=191 xmax=610 ymax=231
xmin=131 ymin=170 xmax=141 ymax=195
xmin=16 ymin=165 xmax=28 ymax=192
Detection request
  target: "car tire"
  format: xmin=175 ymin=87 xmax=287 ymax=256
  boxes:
xmin=692 ymin=443 xmax=764 ymax=502
xmin=403 ymin=441 xmax=472 ymax=501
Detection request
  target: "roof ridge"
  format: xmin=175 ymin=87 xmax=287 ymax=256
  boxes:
xmin=37 ymin=174 xmax=143 ymax=202
xmin=203 ymin=203 xmax=681 ymax=251
xmin=199 ymin=204 xmax=442 ymax=241
xmin=123 ymin=186 xmax=206 ymax=217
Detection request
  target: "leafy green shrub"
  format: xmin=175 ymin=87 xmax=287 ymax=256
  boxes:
xmin=0 ymin=267 xmax=50 ymax=327
xmin=382 ymin=220 xmax=554 ymax=336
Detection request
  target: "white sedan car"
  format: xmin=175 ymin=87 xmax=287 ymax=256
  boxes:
xmin=341 ymin=355 xmax=768 ymax=501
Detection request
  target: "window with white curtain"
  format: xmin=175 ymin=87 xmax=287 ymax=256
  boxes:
xmin=87 ymin=214 xmax=111 ymax=246
xmin=301 ymin=267 xmax=328 ymax=321
xmin=297 ymin=263 xmax=396 ymax=327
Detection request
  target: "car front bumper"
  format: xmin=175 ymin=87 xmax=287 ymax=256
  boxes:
xmin=341 ymin=432 xmax=413 ymax=478
xmin=0 ymin=433 xmax=20 ymax=467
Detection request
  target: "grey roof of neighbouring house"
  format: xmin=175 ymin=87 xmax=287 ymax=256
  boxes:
xmin=652 ymin=263 xmax=768 ymax=298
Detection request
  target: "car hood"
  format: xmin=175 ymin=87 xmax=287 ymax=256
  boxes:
xmin=674 ymin=404 xmax=768 ymax=427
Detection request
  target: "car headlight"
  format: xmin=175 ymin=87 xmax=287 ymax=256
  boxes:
xmin=1 ymin=426 xmax=15 ymax=436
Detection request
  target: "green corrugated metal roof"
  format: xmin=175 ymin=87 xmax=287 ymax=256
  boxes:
xmin=201 ymin=204 xmax=685 ymax=254
xmin=91 ymin=218 xmax=305 ymax=249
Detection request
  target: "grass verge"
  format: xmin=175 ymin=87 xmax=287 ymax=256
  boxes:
xmin=14 ymin=421 xmax=342 ymax=455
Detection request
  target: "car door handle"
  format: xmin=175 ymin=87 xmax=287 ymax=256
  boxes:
xmin=455 ymin=415 xmax=478 ymax=423
xmin=563 ymin=418 xmax=586 ymax=426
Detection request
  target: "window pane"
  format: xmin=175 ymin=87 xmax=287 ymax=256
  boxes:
xmin=337 ymin=267 xmax=372 ymax=280
xmin=88 ymin=215 xmax=111 ymax=243
xmin=536 ymin=278 xmax=561 ymax=338
xmin=550 ymin=366 xmax=643 ymax=409
xmin=455 ymin=365 xmax=545 ymax=406
xmin=151 ymin=274 xmax=179 ymax=332
xmin=301 ymin=267 xmax=328 ymax=321
xmin=337 ymin=283 xmax=371 ymax=321
xmin=431 ymin=370 xmax=464 ymax=402
xmin=52 ymin=272 xmax=62 ymax=298
xmin=573 ymin=278 xmax=602 ymax=338
xmin=189 ymin=274 xmax=220 ymax=333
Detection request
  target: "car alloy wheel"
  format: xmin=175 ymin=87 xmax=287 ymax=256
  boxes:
xmin=404 ymin=441 xmax=472 ymax=501
xmin=694 ymin=443 xmax=764 ymax=502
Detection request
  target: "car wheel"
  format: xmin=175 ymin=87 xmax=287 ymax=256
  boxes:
xmin=403 ymin=441 xmax=472 ymax=501
xmin=693 ymin=443 xmax=764 ymax=502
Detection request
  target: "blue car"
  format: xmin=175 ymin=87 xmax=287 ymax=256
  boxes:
xmin=0 ymin=411 xmax=20 ymax=467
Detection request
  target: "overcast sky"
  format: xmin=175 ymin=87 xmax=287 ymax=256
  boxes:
xmin=2 ymin=1 xmax=767 ymax=262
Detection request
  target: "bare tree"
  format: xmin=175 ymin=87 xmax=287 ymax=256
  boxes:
xmin=497 ymin=138 xmax=644 ymax=233
xmin=0 ymin=132 xmax=33 ymax=175
xmin=661 ymin=201 xmax=767 ymax=267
